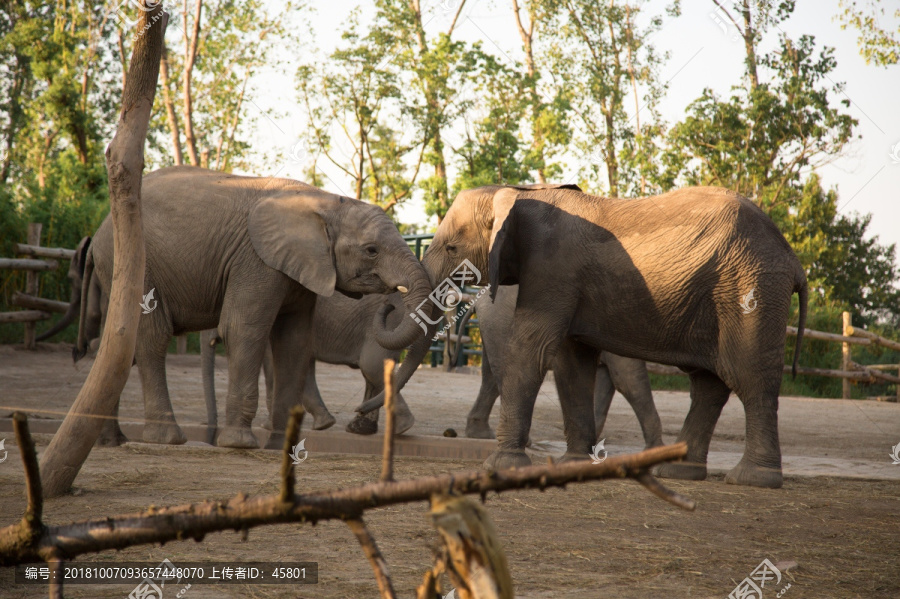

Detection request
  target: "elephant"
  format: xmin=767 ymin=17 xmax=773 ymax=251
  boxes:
xmin=34 ymin=236 xmax=92 ymax=342
xmin=76 ymin=165 xmax=433 ymax=450
xmin=359 ymin=183 xmax=807 ymax=489
xmin=456 ymin=285 xmax=663 ymax=450
xmin=199 ymin=291 xmax=416 ymax=441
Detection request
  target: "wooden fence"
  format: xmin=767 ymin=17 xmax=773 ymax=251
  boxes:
xmin=0 ymin=223 xmax=73 ymax=349
xmin=644 ymin=312 xmax=899 ymax=400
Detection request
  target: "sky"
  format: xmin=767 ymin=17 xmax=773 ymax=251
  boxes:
xmin=238 ymin=0 xmax=900 ymax=252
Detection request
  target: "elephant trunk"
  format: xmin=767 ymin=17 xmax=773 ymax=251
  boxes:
xmin=358 ymin=299 xmax=442 ymax=414
xmin=373 ymin=260 xmax=433 ymax=351
xmin=36 ymin=300 xmax=79 ymax=342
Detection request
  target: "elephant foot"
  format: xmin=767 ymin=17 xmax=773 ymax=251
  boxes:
xmin=725 ymin=457 xmax=783 ymax=489
xmin=96 ymin=422 xmax=128 ymax=447
xmin=217 ymin=426 xmax=259 ymax=449
xmin=263 ymin=431 xmax=285 ymax=450
xmin=483 ymin=449 xmax=531 ymax=471
xmin=465 ymin=419 xmax=495 ymax=439
xmin=142 ymin=422 xmax=187 ymax=445
xmin=557 ymin=451 xmax=592 ymax=464
xmin=311 ymin=411 xmax=337 ymax=431
xmin=346 ymin=411 xmax=379 ymax=435
xmin=393 ymin=403 xmax=414 ymax=436
xmin=653 ymin=461 xmax=708 ymax=481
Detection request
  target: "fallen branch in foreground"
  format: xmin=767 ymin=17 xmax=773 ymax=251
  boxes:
xmin=0 ymin=411 xmax=692 ymax=568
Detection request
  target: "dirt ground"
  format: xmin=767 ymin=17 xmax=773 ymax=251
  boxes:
xmin=1 ymin=343 xmax=899 ymax=598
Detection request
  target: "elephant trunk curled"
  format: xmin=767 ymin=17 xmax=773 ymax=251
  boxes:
xmin=372 ymin=260 xmax=433 ymax=351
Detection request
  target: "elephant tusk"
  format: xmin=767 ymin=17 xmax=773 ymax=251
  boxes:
xmin=397 ymin=286 xmax=408 ymax=294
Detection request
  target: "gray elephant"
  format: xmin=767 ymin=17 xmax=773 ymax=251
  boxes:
xmin=360 ymin=183 xmax=807 ymax=489
xmin=200 ymin=291 xmax=416 ymax=440
xmin=458 ymin=285 xmax=663 ymax=450
xmin=34 ymin=236 xmax=93 ymax=342
xmin=77 ymin=166 xmax=432 ymax=450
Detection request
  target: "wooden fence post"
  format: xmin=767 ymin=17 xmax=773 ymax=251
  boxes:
xmin=23 ymin=223 xmax=42 ymax=349
xmin=841 ymin=311 xmax=851 ymax=399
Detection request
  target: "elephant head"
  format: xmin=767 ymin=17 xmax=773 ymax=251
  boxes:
xmin=248 ymin=187 xmax=433 ymax=350
xmin=359 ymin=183 xmax=580 ymax=413
xmin=36 ymin=236 xmax=91 ymax=342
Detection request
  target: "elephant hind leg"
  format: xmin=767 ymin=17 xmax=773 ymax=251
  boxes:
xmin=604 ymin=354 xmax=663 ymax=449
xmin=725 ymin=367 xmax=784 ymax=489
xmin=135 ymin=319 xmax=186 ymax=445
xmin=466 ymin=347 xmax=499 ymax=439
xmin=301 ymin=360 xmax=337 ymax=431
xmin=592 ymin=363 xmax=615 ymax=444
xmin=654 ymin=369 xmax=729 ymax=482
xmin=552 ymin=338 xmax=600 ymax=462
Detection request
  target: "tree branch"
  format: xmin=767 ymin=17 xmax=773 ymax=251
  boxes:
xmin=381 ymin=359 xmax=396 ymax=482
xmin=37 ymin=0 xmax=166 ymax=499
xmin=346 ymin=518 xmax=397 ymax=599
xmin=3 ymin=436 xmax=692 ymax=565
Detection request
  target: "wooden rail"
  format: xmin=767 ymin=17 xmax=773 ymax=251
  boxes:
xmin=10 ymin=292 xmax=68 ymax=314
xmin=14 ymin=243 xmax=76 ymax=260
xmin=0 ymin=258 xmax=57 ymax=271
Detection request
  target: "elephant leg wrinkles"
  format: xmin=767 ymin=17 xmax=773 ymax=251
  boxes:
xmin=552 ymin=338 xmax=600 ymax=462
xmin=135 ymin=307 xmax=186 ymax=445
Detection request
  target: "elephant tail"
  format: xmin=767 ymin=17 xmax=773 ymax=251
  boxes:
xmin=792 ymin=271 xmax=808 ymax=379
xmin=73 ymin=247 xmax=95 ymax=363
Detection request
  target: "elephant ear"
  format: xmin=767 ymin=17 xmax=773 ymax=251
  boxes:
xmin=248 ymin=192 xmax=337 ymax=296
xmin=488 ymin=189 xmax=522 ymax=301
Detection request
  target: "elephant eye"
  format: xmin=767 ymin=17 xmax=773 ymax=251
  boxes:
xmin=365 ymin=245 xmax=378 ymax=257
xmin=446 ymin=244 xmax=458 ymax=256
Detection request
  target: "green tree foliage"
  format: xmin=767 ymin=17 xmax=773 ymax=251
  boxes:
xmin=543 ymin=0 xmax=672 ymax=196
xmin=662 ymin=1 xmax=898 ymax=326
xmin=836 ymin=0 xmax=900 ymax=66
xmin=0 ymin=1 xmax=119 ymax=343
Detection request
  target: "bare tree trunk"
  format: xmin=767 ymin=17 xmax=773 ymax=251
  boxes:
xmin=182 ymin=0 xmax=203 ymax=166
xmin=159 ymin=41 xmax=183 ymax=165
xmin=38 ymin=1 xmax=167 ymax=499
xmin=512 ymin=0 xmax=546 ymax=184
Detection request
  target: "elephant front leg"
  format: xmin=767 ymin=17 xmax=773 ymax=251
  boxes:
xmin=466 ymin=348 xmax=499 ymax=439
xmin=264 ymin=305 xmax=315 ymax=450
xmin=552 ymin=339 xmax=599 ymax=462
xmin=217 ymin=330 xmax=271 ymax=450
xmin=654 ymin=369 xmax=729 ymax=482
xmin=483 ymin=308 xmax=563 ymax=471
